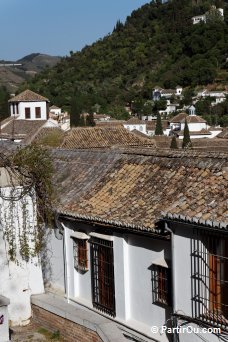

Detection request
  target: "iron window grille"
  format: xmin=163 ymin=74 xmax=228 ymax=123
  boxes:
xmin=191 ymin=230 xmax=228 ymax=330
xmin=90 ymin=237 xmax=116 ymax=317
xmin=152 ymin=265 xmax=171 ymax=306
xmin=72 ymin=238 xmax=88 ymax=272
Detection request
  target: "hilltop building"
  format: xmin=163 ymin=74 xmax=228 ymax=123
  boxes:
xmin=152 ymin=86 xmax=183 ymax=100
xmin=192 ymin=6 xmax=224 ymax=24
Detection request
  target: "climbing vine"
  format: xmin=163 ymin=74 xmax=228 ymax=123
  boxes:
xmin=0 ymin=144 xmax=54 ymax=261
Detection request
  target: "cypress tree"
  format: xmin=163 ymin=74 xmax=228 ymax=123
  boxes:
xmin=182 ymin=119 xmax=192 ymax=149
xmin=86 ymin=111 xmax=96 ymax=127
xmin=70 ymin=97 xmax=81 ymax=127
xmin=155 ymin=113 xmax=163 ymax=135
xmin=170 ymin=136 xmax=178 ymax=149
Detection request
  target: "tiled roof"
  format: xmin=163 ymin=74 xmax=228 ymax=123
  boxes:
xmin=178 ymin=129 xmax=211 ymax=136
xmin=126 ymin=117 xmax=145 ymax=125
xmin=31 ymin=127 xmax=65 ymax=147
xmin=146 ymin=120 xmax=169 ymax=131
xmin=60 ymin=127 xmax=155 ymax=149
xmin=181 ymin=115 xmax=207 ymax=124
xmin=217 ymin=128 xmax=228 ymax=139
xmin=0 ymin=119 xmax=47 ymax=141
xmin=9 ymin=89 xmax=49 ymax=103
xmin=161 ymin=89 xmax=175 ymax=95
xmin=170 ymin=113 xmax=188 ymax=123
xmin=95 ymin=121 xmax=124 ymax=128
xmin=131 ymin=129 xmax=150 ymax=139
xmin=54 ymin=149 xmax=228 ymax=232
xmin=50 ymin=105 xmax=60 ymax=110
xmin=154 ymin=136 xmax=173 ymax=148
xmin=192 ymin=138 xmax=228 ymax=152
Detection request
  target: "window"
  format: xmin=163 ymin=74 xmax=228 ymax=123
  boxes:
xmin=25 ymin=107 xmax=31 ymax=119
xmin=35 ymin=107 xmax=41 ymax=119
xmin=191 ymin=230 xmax=228 ymax=330
xmin=90 ymin=237 xmax=115 ymax=316
xmin=73 ymin=238 xmax=88 ymax=272
xmin=152 ymin=265 xmax=171 ymax=306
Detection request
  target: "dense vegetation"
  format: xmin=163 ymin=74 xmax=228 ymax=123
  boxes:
xmin=21 ymin=0 xmax=227 ymax=117
xmin=0 ymin=86 xmax=10 ymax=120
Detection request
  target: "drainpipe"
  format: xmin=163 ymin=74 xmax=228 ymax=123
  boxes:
xmin=54 ymin=213 xmax=69 ymax=304
xmin=164 ymin=222 xmax=178 ymax=342
xmin=63 ymin=226 xmax=70 ymax=304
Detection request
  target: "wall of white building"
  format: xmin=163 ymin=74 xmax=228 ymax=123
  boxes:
xmin=171 ymin=224 xmax=224 ymax=342
xmin=51 ymin=220 xmax=172 ymax=341
xmin=50 ymin=108 xmax=61 ymax=116
xmin=123 ymin=124 xmax=147 ymax=135
xmin=180 ymin=122 xmax=207 ymax=132
xmin=0 ymin=186 xmax=44 ymax=325
xmin=10 ymin=101 xmax=48 ymax=120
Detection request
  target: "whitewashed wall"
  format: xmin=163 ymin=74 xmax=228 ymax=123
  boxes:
xmin=123 ymin=124 xmax=147 ymax=135
xmin=0 ymin=186 xmax=44 ymax=326
xmin=10 ymin=101 xmax=48 ymax=120
xmin=180 ymin=122 xmax=207 ymax=132
xmin=53 ymin=221 xmax=172 ymax=341
xmin=171 ymin=225 xmax=224 ymax=342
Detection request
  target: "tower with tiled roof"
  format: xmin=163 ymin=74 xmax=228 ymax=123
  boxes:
xmin=8 ymin=89 xmax=50 ymax=121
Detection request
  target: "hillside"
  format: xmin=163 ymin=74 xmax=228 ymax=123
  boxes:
xmin=23 ymin=0 xmax=227 ymax=113
xmin=0 ymin=53 xmax=61 ymax=91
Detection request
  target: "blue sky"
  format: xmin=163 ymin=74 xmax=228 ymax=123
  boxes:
xmin=1 ymin=0 xmax=149 ymax=61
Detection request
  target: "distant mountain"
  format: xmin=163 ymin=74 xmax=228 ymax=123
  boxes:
xmin=0 ymin=53 xmax=61 ymax=91
xmin=17 ymin=53 xmax=61 ymax=72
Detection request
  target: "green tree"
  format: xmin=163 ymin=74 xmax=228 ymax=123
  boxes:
xmin=70 ymin=97 xmax=81 ymax=127
xmin=0 ymin=86 xmax=10 ymax=120
xmin=170 ymin=136 xmax=178 ymax=149
xmin=155 ymin=113 xmax=163 ymax=135
xmin=182 ymin=119 xmax=192 ymax=148
xmin=86 ymin=111 xmax=96 ymax=127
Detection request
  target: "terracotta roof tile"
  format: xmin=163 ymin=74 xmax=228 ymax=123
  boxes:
xmin=217 ymin=128 xmax=228 ymax=139
xmin=126 ymin=117 xmax=145 ymax=125
xmin=0 ymin=119 xmax=47 ymax=141
xmin=182 ymin=115 xmax=207 ymax=124
xmin=9 ymin=89 xmax=49 ymax=103
xmin=54 ymin=149 xmax=228 ymax=231
xmin=170 ymin=113 xmax=188 ymax=123
xmin=61 ymin=127 xmax=155 ymax=149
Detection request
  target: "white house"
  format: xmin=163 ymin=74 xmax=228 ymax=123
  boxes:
xmin=41 ymin=149 xmax=227 ymax=342
xmin=168 ymin=110 xmax=216 ymax=139
xmin=192 ymin=7 xmax=224 ymax=24
xmin=9 ymin=89 xmax=49 ymax=121
xmin=49 ymin=105 xmax=61 ymax=116
xmin=159 ymin=100 xmax=179 ymax=116
xmin=123 ymin=117 xmax=147 ymax=135
xmin=192 ymin=14 xmax=206 ymax=24
xmin=153 ymin=86 xmax=183 ymax=100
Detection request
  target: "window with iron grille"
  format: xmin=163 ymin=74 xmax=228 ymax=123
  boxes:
xmin=191 ymin=230 xmax=228 ymax=330
xmin=90 ymin=237 xmax=116 ymax=317
xmin=72 ymin=238 xmax=88 ymax=272
xmin=152 ymin=265 xmax=171 ymax=306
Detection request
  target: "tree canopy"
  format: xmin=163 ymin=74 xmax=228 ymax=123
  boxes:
xmin=21 ymin=0 xmax=227 ymax=116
